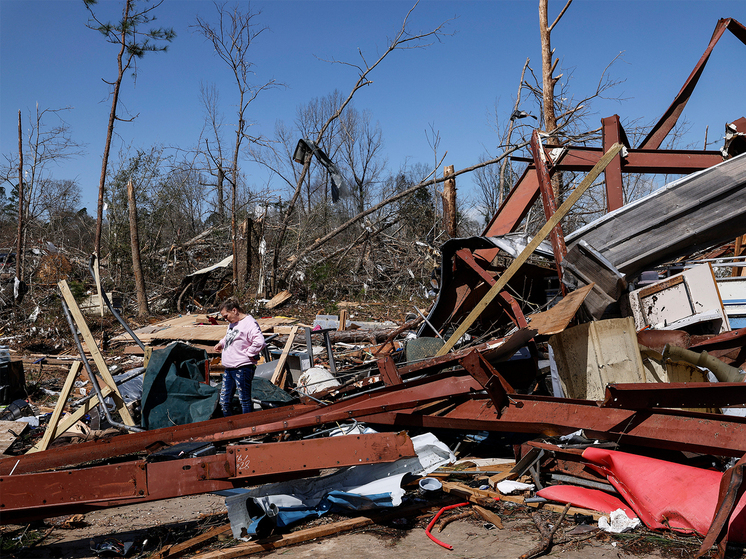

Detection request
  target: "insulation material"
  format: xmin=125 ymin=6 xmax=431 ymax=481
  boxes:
xmin=582 ymin=447 xmax=746 ymax=541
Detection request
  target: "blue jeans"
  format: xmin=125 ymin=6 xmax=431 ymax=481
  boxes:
xmin=220 ymin=365 xmax=255 ymax=416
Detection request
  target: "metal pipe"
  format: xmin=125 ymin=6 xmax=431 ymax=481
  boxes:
xmin=60 ymin=295 xmax=143 ymax=433
xmin=413 ymin=306 xmax=445 ymax=342
xmin=88 ymin=254 xmax=145 ymax=351
xmin=662 ymin=344 xmax=746 ymax=383
xmin=549 ymin=473 xmax=618 ymax=494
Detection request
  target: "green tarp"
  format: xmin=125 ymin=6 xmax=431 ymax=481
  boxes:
xmin=141 ymin=342 xmax=218 ymax=430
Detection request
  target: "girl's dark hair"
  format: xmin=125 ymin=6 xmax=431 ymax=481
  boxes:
xmin=219 ymin=297 xmax=244 ymax=314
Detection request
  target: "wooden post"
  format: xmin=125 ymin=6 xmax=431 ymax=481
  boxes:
xmin=127 ymin=179 xmax=149 ymax=317
xmin=733 ymin=235 xmax=746 ymax=277
xmin=441 ymin=165 xmax=457 ymax=238
xmin=271 ymin=325 xmax=298 ymax=387
xmin=435 ymin=143 xmax=623 ymax=357
xmin=338 ymin=309 xmax=349 ymax=331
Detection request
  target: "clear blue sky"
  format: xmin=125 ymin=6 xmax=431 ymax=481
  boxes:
xmin=2 ymin=0 xmax=746 ymax=215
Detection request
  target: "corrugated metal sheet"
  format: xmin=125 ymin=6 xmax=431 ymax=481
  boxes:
xmin=567 ymin=152 xmax=746 ymax=278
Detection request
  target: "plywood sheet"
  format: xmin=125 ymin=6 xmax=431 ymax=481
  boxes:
xmin=529 ymin=284 xmax=594 ymax=336
xmin=112 ymin=315 xmax=299 ymax=343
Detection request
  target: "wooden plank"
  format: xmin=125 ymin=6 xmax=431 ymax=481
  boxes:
xmin=59 ymin=280 xmax=135 ymax=426
xmin=500 ymin=494 xmax=605 ymax=521
xmin=338 ymin=309 xmax=349 ymax=331
xmin=35 ymin=361 xmax=82 ymax=452
xmin=270 ymin=325 xmax=298 ymax=386
xmin=26 ymin=385 xmax=114 ymax=453
xmin=152 ymin=524 xmax=232 ymax=559
xmin=638 ymin=274 xmax=684 ymax=298
xmin=112 ymin=316 xmax=300 ymax=343
xmin=265 ymin=290 xmax=292 ymax=309
xmin=0 ymin=421 xmax=27 ymax=454
xmin=528 ymin=283 xmax=594 ymax=336
xmin=436 ymin=143 xmax=623 ymax=356
xmin=472 ymin=504 xmax=504 ymax=529
xmin=196 ymin=503 xmax=435 ymax=559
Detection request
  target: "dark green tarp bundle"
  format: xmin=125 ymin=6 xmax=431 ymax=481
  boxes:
xmin=141 ymin=342 xmax=218 ymax=430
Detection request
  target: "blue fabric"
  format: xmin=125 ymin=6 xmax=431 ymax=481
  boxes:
xmin=220 ymin=365 xmax=255 ymax=416
xmin=243 ymin=491 xmax=396 ymax=537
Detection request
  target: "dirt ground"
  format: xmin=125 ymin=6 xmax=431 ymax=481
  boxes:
xmin=2 ymin=492 xmax=713 ymax=559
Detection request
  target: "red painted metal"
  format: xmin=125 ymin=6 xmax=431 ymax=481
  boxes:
xmin=482 ymin=167 xmax=540 ymax=237
xmin=0 ymin=462 xmax=148 ymax=512
xmin=454 ymin=248 xmax=529 ymax=329
xmin=231 ymin=432 xmax=413 ymax=477
xmin=356 ymin=391 xmax=746 ymax=457
xmin=640 ymin=18 xmax=746 ymax=150
xmin=482 ymin=147 xmax=722 ymax=240
xmin=514 ymin=147 xmax=724 ymax=174
xmin=378 ymin=355 xmax=403 ymax=386
xmin=602 ymin=115 xmax=627 ymax=211
xmin=696 ymin=452 xmax=746 ymax=558
xmin=0 ymin=404 xmax=318 ymax=476
xmin=603 ymin=382 xmax=746 ymax=410
xmin=1 ymin=433 xmax=416 ymax=524
xmin=531 ymin=130 xmax=567 ymax=287
xmin=458 ymin=350 xmax=515 ymax=417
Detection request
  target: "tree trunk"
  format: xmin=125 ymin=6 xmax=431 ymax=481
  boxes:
xmin=441 ymin=165 xmax=457 ymax=238
xmin=127 ymin=179 xmax=149 ymax=317
xmin=217 ymin=167 xmax=225 ymax=222
xmin=95 ymin=0 xmax=130 ymax=262
xmin=539 ymin=0 xmax=566 ymax=200
xmin=16 ymin=110 xmax=24 ymax=291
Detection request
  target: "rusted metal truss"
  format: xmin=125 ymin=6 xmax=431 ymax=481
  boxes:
xmin=483 ymin=17 xmax=746 ymax=242
xmin=4 ymin=340 xmax=746 ymax=525
xmin=531 ymin=130 xmax=567 ymax=289
xmin=1 ymin=432 xmax=415 ymax=524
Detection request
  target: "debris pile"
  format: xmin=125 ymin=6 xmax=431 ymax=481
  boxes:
xmin=3 ymin=17 xmax=746 ymax=559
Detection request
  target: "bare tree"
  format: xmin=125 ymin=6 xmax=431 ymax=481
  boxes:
xmin=198 ymin=83 xmax=228 ymax=223
xmin=268 ymin=3 xmax=452 ymax=291
xmin=339 ymin=107 xmax=387 ymax=215
xmin=194 ymin=2 xmax=280 ymax=286
xmin=16 ymin=111 xmax=23 ymax=292
xmin=538 ymin=0 xmax=572 ymax=199
xmin=1 ymin=105 xmax=84 ymax=267
xmin=84 ymin=0 xmax=175 ymax=266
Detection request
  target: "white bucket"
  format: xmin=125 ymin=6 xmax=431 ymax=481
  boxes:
xmin=297 ymin=367 xmax=340 ymax=395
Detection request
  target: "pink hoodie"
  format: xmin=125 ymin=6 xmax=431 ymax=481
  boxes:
xmin=219 ymin=315 xmax=266 ymax=368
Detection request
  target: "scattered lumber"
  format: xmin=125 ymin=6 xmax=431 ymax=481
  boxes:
xmin=152 ymin=523 xmax=232 ymax=559
xmin=195 ymin=503 xmax=438 ymax=559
